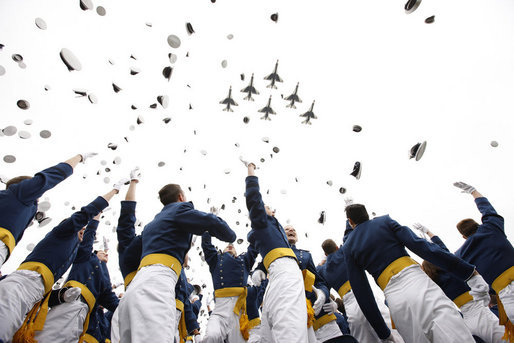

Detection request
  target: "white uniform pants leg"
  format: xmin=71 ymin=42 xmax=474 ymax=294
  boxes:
xmin=499 ymin=281 xmax=514 ymax=322
xmin=385 ymin=265 xmax=474 ymax=343
xmin=314 ymin=320 xmax=343 ymax=343
xmin=343 ymin=291 xmax=381 ymax=342
xmin=118 ymin=264 xmax=178 ymax=343
xmin=307 ymin=326 xmax=321 ymax=343
xmin=248 ymin=323 xmax=262 ymax=343
xmin=262 ymin=257 xmax=308 ymax=343
xmin=203 ymin=296 xmax=245 ymax=343
xmin=0 ymin=241 xmax=8 ymax=267
xmin=35 ymin=299 xmax=89 ymax=343
xmin=460 ymin=299 xmax=505 ymax=343
xmin=175 ymin=309 xmax=182 ymax=343
xmin=0 ymin=270 xmax=45 ymax=342
xmin=110 ymin=307 xmax=120 ymax=343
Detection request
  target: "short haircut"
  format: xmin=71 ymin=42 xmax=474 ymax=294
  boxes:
xmin=158 ymin=184 xmax=183 ymax=206
xmin=6 ymin=176 xmax=32 ymax=189
xmin=456 ymin=218 xmax=479 ymax=238
xmin=322 ymin=239 xmax=338 ymax=255
xmin=345 ymin=204 xmax=369 ymax=225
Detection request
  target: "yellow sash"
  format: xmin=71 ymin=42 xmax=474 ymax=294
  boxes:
xmin=18 ymin=261 xmax=54 ymax=293
xmin=492 ymin=266 xmax=514 ymax=342
xmin=303 ymin=269 xmax=315 ymax=292
xmin=263 ymin=248 xmax=297 ymax=270
xmin=377 ymin=256 xmax=418 ymax=290
xmin=306 ymin=299 xmax=315 ymax=328
xmin=338 ymin=281 xmax=351 ymax=298
xmin=176 ymin=299 xmax=188 ymax=343
xmin=453 ymin=291 xmax=473 ymax=308
xmin=313 ymin=313 xmax=337 ymax=331
xmin=13 ymin=291 xmax=52 ymax=343
xmin=82 ymin=333 xmax=99 ymax=343
xmin=65 ymin=281 xmax=96 ymax=343
xmin=124 ymin=270 xmax=137 ymax=289
xmin=138 ymin=253 xmax=182 ymax=277
xmin=0 ymin=227 xmax=15 ymax=257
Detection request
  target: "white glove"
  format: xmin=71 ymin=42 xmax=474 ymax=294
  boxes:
xmin=113 ymin=178 xmax=130 ymax=192
xmin=251 ymin=269 xmax=266 ymax=287
xmin=312 ymin=286 xmax=326 ymax=316
xmin=210 ymin=206 xmax=219 ymax=216
xmin=130 ymin=167 xmax=141 ymax=182
xmin=80 ymin=152 xmax=98 ymax=163
xmin=63 ymin=287 xmax=81 ymax=303
xmin=453 ymin=181 xmax=476 ymax=194
xmin=239 ymin=156 xmax=250 ymax=167
xmin=322 ymin=299 xmax=338 ymax=314
xmin=344 ymin=197 xmax=354 ymax=207
xmin=467 ymin=274 xmax=490 ymax=306
xmin=193 ymin=334 xmax=203 ymax=343
xmin=412 ymin=222 xmax=429 ymax=234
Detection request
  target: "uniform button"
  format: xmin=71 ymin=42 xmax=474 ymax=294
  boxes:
xmin=221 ymin=282 xmax=224 ymax=286
xmin=220 ymin=277 xmax=223 ymax=279
xmin=220 ymin=270 xmax=223 ymax=272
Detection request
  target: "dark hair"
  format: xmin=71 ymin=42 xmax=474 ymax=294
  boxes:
xmin=6 ymin=176 xmax=32 ymax=189
xmin=158 ymin=184 xmax=183 ymax=206
xmin=456 ymin=218 xmax=479 ymax=238
xmin=345 ymin=204 xmax=369 ymax=225
xmin=335 ymin=298 xmax=345 ymax=314
xmin=322 ymin=239 xmax=338 ymax=256
xmin=421 ymin=260 xmax=440 ymax=282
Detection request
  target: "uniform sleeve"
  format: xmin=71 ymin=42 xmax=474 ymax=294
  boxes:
xmin=475 ymin=197 xmax=505 ymax=235
xmin=343 ymin=220 xmax=354 ymax=243
xmin=116 ymin=201 xmax=137 ymax=254
xmin=430 ymin=236 xmax=450 ymax=253
xmin=174 ymin=203 xmax=236 ymax=243
xmin=201 ymin=232 xmax=219 ymax=272
xmin=8 ymin=162 xmax=73 ymax=205
xmin=53 ymin=196 xmax=108 ymax=237
xmin=191 ymin=299 xmax=202 ymax=317
xmin=344 ymin=247 xmax=391 ymax=339
xmin=244 ymin=176 xmax=268 ymax=230
xmin=388 ymin=216 xmax=475 ymax=280
xmin=73 ymin=219 xmax=98 ymax=263
xmin=184 ymin=298 xmax=200 ymax=334
xmin=243 ymin=243 xmax=259 ymax=273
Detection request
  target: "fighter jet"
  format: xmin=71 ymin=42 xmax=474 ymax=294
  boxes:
xmin=241 ymin=74 xmax=260 ymax=101
xmin=285 ymin=82 xmax=302 ymax=109
xmin=220 ymin=86 xmax=238 ymax=112
xmin=259 ymin=96 xmax=276 ymax=121
xmin=299 ymin=100 xmax=318 ymax=125
xmin=264 ymin=60 xmax=283 ymax=89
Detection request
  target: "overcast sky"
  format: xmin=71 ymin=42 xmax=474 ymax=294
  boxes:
xmin=1 ymin=0 xmax=513 ymax=322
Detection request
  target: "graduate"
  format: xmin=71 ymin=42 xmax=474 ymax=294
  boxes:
xmin=0 ymin=153 xmax=96 ymax=267
xmin=343 ymin=203 xmax=478 ymax=342
xmin=243 ymin=161 xmax=308 ymax=343
xmin=453 ymin=182 xmax=514 ymax=341
xmin=201 ymin=228 xmax=258 ymax=343
xmin=413 ymin=223 xmax=505 ymax=342
xmin=117 ymin=182 xmax=235 ymax=342
xmin=0 ymin=183 xmax=119 ymax=342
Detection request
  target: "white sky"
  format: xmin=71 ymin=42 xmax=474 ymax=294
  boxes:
xmin=1 ymin=0 xmax=514 ymax=322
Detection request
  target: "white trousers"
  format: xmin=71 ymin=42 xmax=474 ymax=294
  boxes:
xmin=0 ymin=240 xmax=8 ymax=267
xmin=118 ymin=264 xmax=178 ymax=343
xmin=0 ymin=270 xmax=45 ymax=343
xmin=314 ymin=320 xmax=343 ymax=343
xmin=35 ymin=300 xmax=89 ymax=343
xmin=343 ymin=291 xmax=382 ymax=342
xmin=248 ymin=324 xmax=262 ymax=343
xmin=203 ymin=296 xmax=245 ymax=343
xmin=307 ymin=326 xmax=320 ymax=343
xmin=260 ymin=257 xmax=308 ymax=343
xmin=460 ymin=299 xmax=505 ymax=343
xmin=499 ymin=280 xmax=514 ymax=322
xmin=385 ymin=265 xmax=474 ymax=343
xmin=110 ymin=307 xmax=120 ymax=343
xmin=175 ymin=309 xmax=182 ymax=343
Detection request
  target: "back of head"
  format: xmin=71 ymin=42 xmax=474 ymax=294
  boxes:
xmin=322 ymin=239 xmax=338 ymax=256
xmin=456 ymin=218 xmax=479 ymax=238
xmin=421 ymin=260 xmax=440 ymax=282
xmin=6 ymin=176 xmax=32 ymax=189
xmin=345 ymin=204 xmax=369 ymax=225
xmin=158 ymin=184 xmax=183 ymax=206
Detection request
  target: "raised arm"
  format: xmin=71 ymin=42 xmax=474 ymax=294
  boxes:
xmin=116 ymin=201 xmax=137 ymax=254
xmin=174 ymin=203 xmax=236 ymax=243
xmin=243 ymin=242 xmax=258 ymax=272
xmin=53 ymin=196 xmax=108 ymax=237
xmin=74 ymin=215 xmax=100 ymax=263
xmin=201 ymin=232 xmax=219 ymax=272
xmin=344 ymin=248 xmax=391 ymax=339
xmin=244 ymin=169 xmax=268 ymax=230
xmin=389 ymin=217 xmax=475 ymax=280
